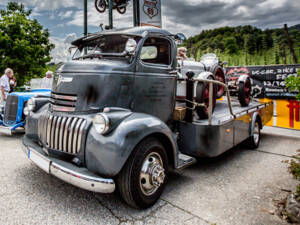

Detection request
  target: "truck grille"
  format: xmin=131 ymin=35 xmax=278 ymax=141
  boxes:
xmin=4 ymin=95 xmax=18 ymax=123
xmin=38 ymin=113 xmax=87 ymax=154
xmin=50 ymin=92 xmax=77 ymax=112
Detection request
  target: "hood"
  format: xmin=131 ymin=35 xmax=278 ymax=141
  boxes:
xmin=51 ymin=60 xmax=134 ymax=112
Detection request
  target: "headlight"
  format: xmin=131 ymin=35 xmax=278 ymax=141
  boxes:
xmin=23 ymin=106 xmax=30 ymax=116
xmin=93 ymin=113 xmax=110 ymax=134
xmin=27 ymin=98 xmax=36 ymax=111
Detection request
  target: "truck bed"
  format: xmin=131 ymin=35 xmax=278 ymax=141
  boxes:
xmin=193 ymin=98 xmax=272 ymax=125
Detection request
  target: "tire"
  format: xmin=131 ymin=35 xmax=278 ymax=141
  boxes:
xmin=117 ymin=6 xmax=126 ymax=14
xmin=246 ymin=119 xmax=261 ymax=149
xmin=195 ymin=76 xmax=216 ymax=119
xmin=95 ymin=0 xmax=107 ymax=13
xmin=214 ymin=67 xmax=225 ymax=99
xmin=117 ymin=137 xmax=168 ymax=209
xmin=238 ymin=77 xmax=251 ymax=107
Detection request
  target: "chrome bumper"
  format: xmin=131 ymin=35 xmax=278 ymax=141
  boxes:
xmin=0 ymin=125 xmax=12 ymax=135
xmin=22 ymin=137 xmax=115 ymax=193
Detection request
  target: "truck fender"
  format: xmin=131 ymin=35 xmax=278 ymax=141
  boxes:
xmin=85 ymin=112 xmax=179 ymax=177
xmin=250 ymin=112 xmax=262 ymax=136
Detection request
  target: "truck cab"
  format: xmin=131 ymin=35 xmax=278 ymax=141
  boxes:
xmin=22 ymin=26 xmax=272 ymax=209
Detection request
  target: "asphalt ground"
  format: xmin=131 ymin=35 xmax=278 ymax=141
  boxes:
xmin=0 ymin=127 xmax=299 ymax=225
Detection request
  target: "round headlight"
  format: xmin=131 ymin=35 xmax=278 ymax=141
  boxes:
xmin=27 ymin=98 xmax=36 ymax=111
xmin=23 ymin=106 xmax=30 ymax=116
xmin=93 ymin=113 xmax=109 ymax=134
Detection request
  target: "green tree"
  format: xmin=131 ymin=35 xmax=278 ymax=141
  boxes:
xmin=223 ymin=37 xmax=238 ymax=54
xmin=286 ymin=70 xmax=300 ymax=100
xmin=0 ymin=2 xmax=54 ymax=86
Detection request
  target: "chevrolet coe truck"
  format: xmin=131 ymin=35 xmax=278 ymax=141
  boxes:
xmin=22 ymin=27 xmax=273 ymax=209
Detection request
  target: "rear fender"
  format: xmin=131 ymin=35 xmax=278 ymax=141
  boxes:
xmin=85 ymin=112 xmax=178 ymax=177
xmin=250 ymin=112 xmax=262 ymax=136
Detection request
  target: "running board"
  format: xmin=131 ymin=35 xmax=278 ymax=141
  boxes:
xmin=176 ymin=153 xmax=197 ymax=170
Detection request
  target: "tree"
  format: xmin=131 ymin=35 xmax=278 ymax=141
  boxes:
xmin=0 ymin=2 xmax=54 ymax=86
xmin=286 ymin=70 xmax=300 ymax=100
xmin=223 ymin=37 xmax=238 ymax=54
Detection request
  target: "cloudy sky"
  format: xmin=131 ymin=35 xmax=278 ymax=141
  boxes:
xmin=0 ymin=0 xmax=299 ymax=62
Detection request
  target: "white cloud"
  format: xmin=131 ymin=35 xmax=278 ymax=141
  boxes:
xmin=58 ymin=10 xmax=73 ymax=19
xmin=50 ymin=33 xmax=77 ymax=63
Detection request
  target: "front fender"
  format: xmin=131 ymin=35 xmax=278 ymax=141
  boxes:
xmin=85 ymin=112 xmax=177 ymax=177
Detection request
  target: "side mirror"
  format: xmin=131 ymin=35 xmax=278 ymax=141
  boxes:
xmin=125 ymin=38 xmax=137 ymax=55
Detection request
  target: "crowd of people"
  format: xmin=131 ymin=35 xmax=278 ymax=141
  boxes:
xmin=0 ymin=68 xmax=53 ymax=104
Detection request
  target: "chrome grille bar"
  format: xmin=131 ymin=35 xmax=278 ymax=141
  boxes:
xmin=38 ymin=115 xmax=87 ymax=155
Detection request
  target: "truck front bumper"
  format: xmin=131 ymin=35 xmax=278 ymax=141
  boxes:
xmin=0 ymin=121 xmax=25 ymax=135
xmin=22 ymin=136 xmax=116 ymax=193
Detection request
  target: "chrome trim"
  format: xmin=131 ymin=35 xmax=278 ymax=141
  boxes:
xmin=54 ymin=117 xmax=62 ymax=150
xmin=0 ymin=126 xmax=12 ymax=135
xmin=63 ymin=117 xmax=72 ymax=153
xmin=51 ymin=116 xmax=58 ymax=148
xmin=47 ymin=115 xmax=53 ymax=147
xmin=68 ymin=118 xmax=78 ymax=154
xmin=77 ymin=120 xmax=87 ymax=153
xmin=59 ymin=117 xmax=67 ymax=150
xmin=23 ymin=144 xmax=115 ymax=193
xmin=73 ymin=118 xmax=83 ymax=154
xmin=51 ymin=104 xmax=75 ymax=112
xmin=51 ymin=93 xmax=77 ymax=101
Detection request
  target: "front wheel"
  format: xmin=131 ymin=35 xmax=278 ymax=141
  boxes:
xmin=117 ymin=137 xmax=168 ymax=209
xmin=117 ymin=6 xmax=126 ymax=14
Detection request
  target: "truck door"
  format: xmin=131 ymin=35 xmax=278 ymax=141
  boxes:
xmin=132 ymin=36 xmax=177 ymax=123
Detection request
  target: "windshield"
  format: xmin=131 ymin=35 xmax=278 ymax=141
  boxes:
xmin=72 ymin=34 xmax=140 ymax=59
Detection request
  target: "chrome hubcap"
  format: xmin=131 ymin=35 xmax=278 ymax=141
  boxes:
xmin=139 ymin=152 xmax=165 ymax=196
xmin=253 ymin=122 xmax=260 ymax=144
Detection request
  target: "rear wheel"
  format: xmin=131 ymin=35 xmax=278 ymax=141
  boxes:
xmin=238 ymin=77 xmax=251 ymax=107
xmin=95 ymin=0 xmax=107 ymax=13
xmin=246 ymin=119 xmax=261 ymax=149
xmin=117 ymin=137 xmax=168 ymax=209
xmin=195 ymin=76 xmax=216 ymax=119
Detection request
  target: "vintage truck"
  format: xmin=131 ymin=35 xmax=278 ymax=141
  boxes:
xmin=22 ymin=27 xmax=273 ymax=209
xmin=0 ymin=79 xmax=50 ymax=135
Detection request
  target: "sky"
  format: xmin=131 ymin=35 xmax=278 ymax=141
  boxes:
xmin=0 ymin=0 xmax=299 ymax=63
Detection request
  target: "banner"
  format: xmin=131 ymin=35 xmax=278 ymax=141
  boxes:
xmin=226 ymin=64 xmax=300 ymax=99
xmin=139 ymin=0 xmax=162 ymax=28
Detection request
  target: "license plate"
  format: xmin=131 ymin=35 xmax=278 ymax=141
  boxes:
xmin=28 ymin=147 xmax=50 ymax=173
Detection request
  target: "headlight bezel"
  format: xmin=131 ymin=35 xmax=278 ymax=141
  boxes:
xmin=27 ymin=98 xmax=36 ymax=111
xmin=93 ymin=113 xmax=110 ymax=135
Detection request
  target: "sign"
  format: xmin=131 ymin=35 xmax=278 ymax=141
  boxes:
xmin=226 ymin=64 xmax=300 ymax=99
xmin=139 ymin=0 xmax=162 ymax=28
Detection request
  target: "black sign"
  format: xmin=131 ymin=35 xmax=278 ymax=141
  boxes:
xmin=226 ymin=65 xmax=300 ymax=99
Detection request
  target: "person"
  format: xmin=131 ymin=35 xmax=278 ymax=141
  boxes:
xmin=177 ymin=47 xmax=188 ymax=60
xmin=9 ymin=74 xmax=17 ymax=93
xmin=40 ymin=71 xmax=53 ymax=89
xmin=0 ymin=68 xmax=14 ymax=103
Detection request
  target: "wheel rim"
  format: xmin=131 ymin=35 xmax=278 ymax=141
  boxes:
xmin=139 ymin=152 xmax=165 ymax=196
xmin=253 ymin=122 xmax=260 ymax=144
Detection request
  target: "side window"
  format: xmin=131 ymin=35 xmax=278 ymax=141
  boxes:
xmin=141 ymin=37 xmax=171 ymax=65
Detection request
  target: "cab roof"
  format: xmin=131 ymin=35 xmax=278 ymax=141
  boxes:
xmin=71 ymin=26 xmax=172 ymax=46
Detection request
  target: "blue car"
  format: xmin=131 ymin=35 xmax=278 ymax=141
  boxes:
xmin=0 ymin=89 xmax=50 ymax=135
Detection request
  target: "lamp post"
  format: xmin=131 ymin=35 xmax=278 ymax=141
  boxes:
xmin=84 ymin=0 xmax=87 ymax=36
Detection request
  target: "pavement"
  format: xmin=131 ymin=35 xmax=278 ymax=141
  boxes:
xmin=0 ymin=126 xmax=299 ymax=225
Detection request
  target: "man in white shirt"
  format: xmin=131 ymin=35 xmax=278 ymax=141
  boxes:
xmin=0 ymin=68 xmax=13 ymax=103
xmin=41 ymin=71 xmax=53 ymax=89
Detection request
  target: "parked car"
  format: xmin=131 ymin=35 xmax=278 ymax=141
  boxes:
xmin=22 ymin=27 xmax=272 ymax=209
xmin=0 ymin=79 xmax=50 ymax=135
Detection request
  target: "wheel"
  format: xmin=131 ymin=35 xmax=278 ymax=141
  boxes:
xmin=246 ymin=119 xmax=261 ymax=149
xmin=117 ymin=137 xmax=168 ymax=209
xmin=95 ymin=0 xmax=107 ymax=13
xmin=238 ymin=77 xmax=251 ymax=107
xmin=117 ymin=6 xmax=126 ymax=14
xmin=195 ymin=76 xmax=216 ymax=119
xmin=214 ymin=67 xmax=225 ymax=99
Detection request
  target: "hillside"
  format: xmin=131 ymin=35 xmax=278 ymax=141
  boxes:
xmin=184 ymin=24 xmax=300 ymax=66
